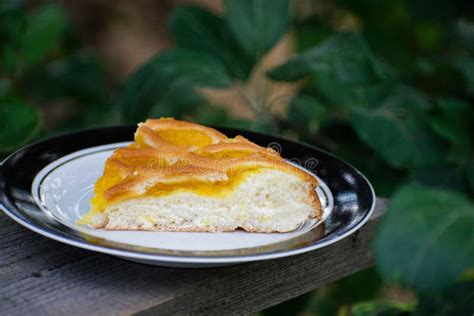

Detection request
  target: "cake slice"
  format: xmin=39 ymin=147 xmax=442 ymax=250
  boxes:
xmin=79 ymin=118 xmax=321 ymax=233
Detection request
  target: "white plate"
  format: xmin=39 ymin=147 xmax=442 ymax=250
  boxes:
xmin=0 ymin=126 xmax=375 ymax=267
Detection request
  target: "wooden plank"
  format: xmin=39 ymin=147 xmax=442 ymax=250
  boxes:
xmin=0 ymin=198 xmax=387 ymax=316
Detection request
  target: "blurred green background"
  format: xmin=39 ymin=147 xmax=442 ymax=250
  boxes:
xmin=1 ymin=0 xmax=473 ymax=315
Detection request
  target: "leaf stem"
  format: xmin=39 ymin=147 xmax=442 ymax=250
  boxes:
xmin=235 ymin=82 xmax=264 ymax=115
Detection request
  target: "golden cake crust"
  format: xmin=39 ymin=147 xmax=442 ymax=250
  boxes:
xmin=84 ymin=118 xmax=322 ymax=223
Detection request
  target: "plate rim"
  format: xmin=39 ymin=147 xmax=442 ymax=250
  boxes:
xmin=0 ymin=125 xmax=376 ymax=264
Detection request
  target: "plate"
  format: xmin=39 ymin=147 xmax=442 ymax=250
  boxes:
xmin=0 ymin=126 xmax=375 ymax=267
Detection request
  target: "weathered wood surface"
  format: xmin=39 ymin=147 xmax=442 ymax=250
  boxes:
xmin=0 ymin=198 xmax=387 ymax=316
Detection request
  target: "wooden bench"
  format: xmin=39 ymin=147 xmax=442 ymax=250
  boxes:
xmin=0 ymin=198 xmax=387 ymax=315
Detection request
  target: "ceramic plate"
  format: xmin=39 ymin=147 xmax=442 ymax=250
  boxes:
xmin=0 ymin=126 xmax=375 ymax=267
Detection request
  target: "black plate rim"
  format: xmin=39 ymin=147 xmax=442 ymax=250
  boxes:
xmin=0 ymin=125 xmax=376 ymax=264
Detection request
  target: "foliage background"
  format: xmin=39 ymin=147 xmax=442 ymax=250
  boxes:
xmin=1 ymin=0 xmax=473 ymax=314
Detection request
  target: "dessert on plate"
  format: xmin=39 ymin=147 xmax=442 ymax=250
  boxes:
xmin=79 ymin=118 xmax=321 ymax=232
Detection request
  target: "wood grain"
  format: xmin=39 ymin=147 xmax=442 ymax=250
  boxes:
xmin=0 ymin=198 xmax=387 ymax=316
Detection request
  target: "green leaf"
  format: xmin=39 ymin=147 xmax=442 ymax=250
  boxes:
xmin=149 ymin=79 xmax=204 ymax=118
xmin=56 ymin=101 xmax=120 ymax=132
xmin=410 ymin=165 xmax=468 ymax=193
xmin=168 ymin=5 xmax=253 ymax=80
xmin=268 ymin=32 xmax=391 ymax=83
xmin=413 ymin=20 xmax=444 ymax=53
xmin=287 ymin=94 xmax=327 ymax=133
xmin=310 ymin=76 xmax=397 ymax=111
xmin=467 ymin=163 xmax=474 ymax=196
xmin=0 ymin=97 xmax=40 ymax=152
xmin=25 ymin=54 xmax=111 ymax=104
xmin=0 ymin=7 xmax=25 ymax=41
xmin=21 ymin=4 xmax=66 ymax=67
xmin=2 ymin=45 xmax=17 ymax=74
xmin=429 ymin=98 xmax=473 ymax=170
xmin=0 ymin=8 xmax=25 ymax=74
xmin=376 ymin=85 xmax=431 ymax=112
xmin=416 ymin=281 xmax=474 ymax=316
xmin=294 ymin=15 xmax=334 ymax=52
xmin=222 ymin=117 xmax=278 ymax=134
xmin=224 ymin=0 xmax=290 ymax=59
xmin=0 ymin=0 xmax=24 ymax=12
xmin=0 ymin=79 xmax=11 ymax=97
xmin=374 ymin=184 xmax=474 ymax=293
xmin=314 ymin=120 xmax=406 ymax=197
xmin=190 ymin=105 xmax=230 ymax=126
xmin=456 ymin=20 xmax=474 ymax=52
xmin=452 ymin=55 xmax=474 ymax=96
xmin=349 ymin=300 xmax=415 ymax=316
xmin=430 ymin=98 xmax=471 ymax=146
xmin=351 ymin=90 xmax=445 ymax=169
xmin=120 ymin=49 xmax=232 ymax=123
